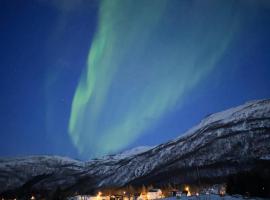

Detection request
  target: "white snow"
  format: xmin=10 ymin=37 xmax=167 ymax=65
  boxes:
xmin=176 ymin=99 xmax=270 ymax=140
xmin=162 ymin=194 xmax=266 ymax=200
xmin=116 ymin=146 xmax=153 ymax=157
xmin=101 ymin=146 xmax=154 ymax=160
xmin=260 ymin=155 xmax=270 ymax=160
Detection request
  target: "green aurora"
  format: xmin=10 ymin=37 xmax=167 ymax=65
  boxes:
xmin=69 ymin=0 xmax=239 ymax=157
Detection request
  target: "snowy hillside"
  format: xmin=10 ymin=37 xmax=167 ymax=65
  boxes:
xmin=0 ymin=99 xmax=270 ymax=198
xmin=101 ymin=146 xmax=154 ymax=160
xmin=178 ymin=99 xmax=270 ymax=139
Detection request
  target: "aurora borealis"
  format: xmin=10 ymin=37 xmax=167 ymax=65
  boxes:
xmin=1 ymin=0 xmax=270 ymax=159
xmin=69 ymin=0 xmax=238 ymax=157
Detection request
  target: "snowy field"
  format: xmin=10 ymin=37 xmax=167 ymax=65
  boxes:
xmin=162 ymin=194 xmax=268 ymax=200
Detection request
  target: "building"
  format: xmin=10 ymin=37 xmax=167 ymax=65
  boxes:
xmin=146 ymin=189 xmax=162 ymax=200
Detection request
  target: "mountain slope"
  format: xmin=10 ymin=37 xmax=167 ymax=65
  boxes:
xmin=0 ymin=99 xmax=270 ymax=198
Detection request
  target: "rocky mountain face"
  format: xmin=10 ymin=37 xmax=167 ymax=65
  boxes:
xmin=1 ymin=99 xmax=270 ymax=198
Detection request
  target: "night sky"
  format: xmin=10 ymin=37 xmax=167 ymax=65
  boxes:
xmin=0 ymin=0 xmax=270 ymax=160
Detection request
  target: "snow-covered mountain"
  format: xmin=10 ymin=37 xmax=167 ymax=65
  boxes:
xmin=101 ymin=146 xmax=154 ymax=160
xmin=0 ymin=99 xmax=270 ymax=198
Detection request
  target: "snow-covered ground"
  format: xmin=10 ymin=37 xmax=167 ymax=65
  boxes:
xmin=162 ymin=194 xmax=267 ymax=200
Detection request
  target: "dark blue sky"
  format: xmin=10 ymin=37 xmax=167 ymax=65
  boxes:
xmin=0 ymin=0 xmax=270 ymax=160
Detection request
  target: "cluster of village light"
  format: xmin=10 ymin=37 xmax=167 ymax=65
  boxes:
xmin=66 ymin=185 xmax=227 ymax=200
xmin=0 ymin=184 xmax=227 ymax=200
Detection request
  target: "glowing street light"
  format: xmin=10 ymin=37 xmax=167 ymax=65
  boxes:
xmin=184 ymin=186 xmax=191 ymax=196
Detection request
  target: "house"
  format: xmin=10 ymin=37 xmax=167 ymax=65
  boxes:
xmin=67 ymin=195 xmax=109 ymax=200
xmin=146 ymin=189 xmax=162 ymax=200
xmin=67 ymin=195 xmax=94 ymax=200
xmin=110 ymin=195 xmax=123 ymax=200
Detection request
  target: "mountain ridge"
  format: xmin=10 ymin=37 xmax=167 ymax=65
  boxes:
xmin=1 ymin=99 xmax=270 ymax=198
